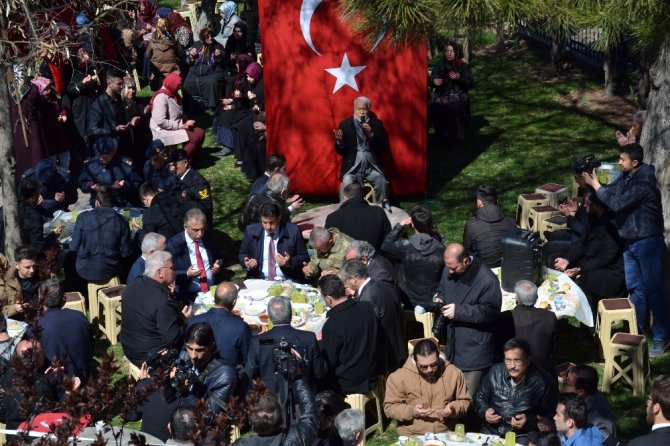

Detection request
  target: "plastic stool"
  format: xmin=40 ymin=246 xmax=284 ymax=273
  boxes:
xmin=535 ymin=183 xmax=568 ymax=208
xmin=602 ymin=333 xmax=649 ymax=396
xmin=527 ymin=205 xmax=559 ymax=232
xmin=403 ymin=310 xmax=435 ymax=340
xmin=516 ymin=193 xmax=550 ymax=229
xmin=98 ymin=285 xmax=125 ymax=345
xmin=345 ymin=377 xmax=385 ymax=446
xmin=596 ymin=298 xmax=638 ymax=358
xmin=124 ymin=355 xmax=142 ymax=380
xmin=178 ymin=1 xmax=198 ymax=27
xmin=63 ymin=292 xmax=86 ymax=316
xmin=87 ymin=277 xmax=120 ymax=323
xmin=539 ymin=215 xmax=568 ymax=242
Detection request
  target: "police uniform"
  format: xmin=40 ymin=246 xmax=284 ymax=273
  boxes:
xmin=178 ymin=168 xmax=213 ymax=224
xmin=143 ymin=160 xmax=176 ymax=192
xmin=79 ymin=155 xmax=142 ymax=207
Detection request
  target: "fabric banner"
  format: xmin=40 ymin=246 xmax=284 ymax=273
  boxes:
xmin=258 ymin=0 xmax=427 ymax=196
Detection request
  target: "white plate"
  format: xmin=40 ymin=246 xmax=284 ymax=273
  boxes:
xmin=292 ymin=303 xmax=314 ymax=314
xmin=244 ymin=304 xmax=266 ymax=316
xmin=240 ymin=289 xmax=268 ymax=301
xmin=291 ymin=316 xmax=306 ymax=328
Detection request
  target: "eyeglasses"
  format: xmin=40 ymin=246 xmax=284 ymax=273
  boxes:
xmin=417 ymin=361 xmax=440 ymax=371
xmin=161 ymin=265 xmax=175 ymax=271
xmin=504 ymin=358 xmax=526 ymax=366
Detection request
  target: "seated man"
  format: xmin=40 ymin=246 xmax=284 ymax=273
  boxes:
xmin=474 ymin=338 xmax=557 ymax=445
xmin=239 ymin=202 xmax=309 ymax=282
xmin=302 ymin=227 xmax=353 ymax=281
xmin=381 ymin=205 xmax=444 ymax=309
xmin=345 ymin=239 xmax=396 ymax=287
xmin=250 ymin=154 xmax=286 ymax=196
xmin=140 ymin=182 xmax=198 ymax=239
xmin=37 ymin=278 xmax=92 ymax=383
xmin=384 ymin=339 xmax=471 ymax=436
xmin=127 ymin=232 xmax=167 ymax=284
xmin=169 ymin=149 xmax=213 ymax=225
xmin=1 ymin=245 xmax=40 ymax=318
xmin=79 ymin=136 xmax=142 ymax=207
xmin=341 ymin=259 xmax=405 ymax=373
xmin=20 ymin=158 xmax=77 ymax=217
xmin=462 ymin=185 xmax=515 ymax=268
xmin=628 ymin=375 xmax=670 ymax=446
xmin=143 ymin=140 xmax=176 ymax=192
xmin=167 ymin=407 xmax=198 ymax=445
xmin=188 ymin=281 xmax=251 ymax=367
xmin=238 ymin=172 xmax=304 ymax=231
xmin=554 ymin=393 xmax=604 ymax=446
xmin=167 ymin=208 xmax=221 ymax=301
xmin=317 ymin=275 xmax=378 ymax=395
xmin=70 ymin=186 xmax=133 ymax=285
xmin=18 ymin=178 xmax=62 ymax=254
xmin=334 ymin=96 xmax=390 ymax=206
xmin=120 ymin=251 xmax=191 ymax=367
xmin=335 ymin=409 xmax=365 ymax=446
xmin=325 ymin=182 xmax=391 ymax=250
xmin=571 ymin=365 xmax=617 ymax=442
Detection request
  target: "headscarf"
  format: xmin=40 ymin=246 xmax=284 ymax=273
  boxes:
xmin=30 ymin=76 xmax=52 ymax=95
xmin=149 ymin=72 xmax=182 ymax=109
xmin=156 ymin=7 xmax=172 ymax=19
xmin=219 ymin=2 xmax=237 ymax=21
xmin=139 ymin=0 xmax=158 ymax=23
xmin=233 ymin=54 xmax=256 ymax=89
xmin=245 ymin=62 xmax=262 ymax=82
xmin=75 ymin=12 xmax=90 ymax=26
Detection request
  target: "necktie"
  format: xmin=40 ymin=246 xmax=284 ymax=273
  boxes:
xmin=267 ymin=232 xmax=276 ymax=280
xmin=193 ymin=240 xmax=209 ymax=292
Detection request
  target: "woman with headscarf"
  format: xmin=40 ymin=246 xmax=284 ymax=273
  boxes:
xmin=213 ymin=61 xmax=264 ymax=168
xmin=183 ymin=27 xmax=225 ymax=111
xmin=149 ymin=72 xmax=205 ymax=159
xmin=146 ymin=17 xmax=184 ymax=91
xmin=429 ymin=41 xmax=474 ymax=142
xmin=222 ymin=21 xmax=256 ymax=95
xmin=214 ymin=1 xmax=241 ymax=48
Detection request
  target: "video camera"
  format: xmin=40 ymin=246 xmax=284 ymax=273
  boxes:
xmin=571 ymin=154 xmax=601 ymax=174
xmin=425 ymin=302 xmax=449 ymax=336
xmin=171 ymin=358 xmax=199 ymax=389
xmin=145 ymin=347 xmax=180 ymax=374
xmin=272 ymin=339 xmax=301 ymax=377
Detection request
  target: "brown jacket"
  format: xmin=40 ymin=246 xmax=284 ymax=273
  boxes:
xmin=146 ymin=38 xmax=183 ymax=74
xmin=384 ymin=355 xmax=471 ymax=436
xmin=0 ymin=255 xmax=22 ymax=317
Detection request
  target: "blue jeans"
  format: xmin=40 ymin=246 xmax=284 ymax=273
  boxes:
xmin=624 ymin=234 xmax=670 ymax=341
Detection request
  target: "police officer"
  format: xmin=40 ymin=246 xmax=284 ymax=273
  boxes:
xmin=143 ymin=140 xmax=176 ymax=192
xmin=169 ymin=149 xmax=213 ymax=224
xmin=79 ymin=136 xmax=142 ymax=207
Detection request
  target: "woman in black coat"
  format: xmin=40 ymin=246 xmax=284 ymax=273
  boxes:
xmin=183 ymin=27 xmax=225 ymax=111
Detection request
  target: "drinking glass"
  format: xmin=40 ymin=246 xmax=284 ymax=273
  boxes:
xmin=455 ymin=424 xmax=465 ymax=436
xmin=504 ymin=431 xmax=516 ymax=446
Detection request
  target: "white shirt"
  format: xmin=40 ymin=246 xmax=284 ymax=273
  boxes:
xmin=180 ymin=168 xmax=191 ymax=181
xmin=652 ymin=422 xmax=670 ymax=431
xmin=184 ymin=230 xmax=212 ymax=292
xmin=357 ymin=277 xmax=372 ymax=299
xmin=261 ymin=231 xmax=285 ymax=280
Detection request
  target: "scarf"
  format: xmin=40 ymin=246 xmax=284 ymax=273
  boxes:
xmin=149 ymin=72 xmax=182 ymax=109
xmin=30 ymin=76 xmax=52 ymax=95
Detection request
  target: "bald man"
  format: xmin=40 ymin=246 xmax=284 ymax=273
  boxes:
xmin=187 ymin=281 xmax=251 ymax=366
xmin=436 ymin=243 xmax=502 ymax=397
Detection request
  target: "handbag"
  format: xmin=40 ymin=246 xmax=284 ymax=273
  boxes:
xmin=434 ymin=89 xmax=463 ymax=109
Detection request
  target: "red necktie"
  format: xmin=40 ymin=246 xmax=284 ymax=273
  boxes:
xmin=193 ymin=240 xmax=209 ymax=292
xmin=267 ymin=233 xmax=276 ymax=280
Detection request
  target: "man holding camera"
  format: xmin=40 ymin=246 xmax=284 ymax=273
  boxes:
xmin=334 ymin=96 xmax=390 ymax=206
xmin=582 ymin=143 xmax=670 ymax=357
xmin=166 ymin=323 xmax=237 ymax=415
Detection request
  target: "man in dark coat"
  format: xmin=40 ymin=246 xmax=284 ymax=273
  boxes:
xmin=239 ymin=202 xmax=309 ymax=282
xmin=437 ymin=243 xmax=502 ymax=398
xmin=462 ymin=185 xmax=516 ymax=268
xmin=78 ymin=136 xmax=142 ymax=207
xmin=120 ymin=251 xmax=190 ymax=367
xmin=188 ymin=282 xmax=251 ymax=367
xmin=17 ymin=178 xmax=62 ymax=255
xmin=345 ymin=240 xmax=396 ymax=287
xmin=317 ymin=275 xmax=378 ymax=395
xmin=169 ymin=149 xmax=213 ymax=225
xmin=628 ymin=375 xmax=670 ymax=446
xmin=139 ymin=182 xmax=198 ymax=240
xmin=334 ymin=96 xmax=390 ymax=204
xmin=88 ymin=70 xmax=135 ymax=147
xmin=341 ymin=260 xmax=406 ymax=373
xmin=249 ymin=154 xmax=286 ymax=195
xmin=20 ymin=158 xmax=77 ymax=217
xmin=238 ymin=172 xmax=301 ymax=231
xmin=69 ymin=186 xmax=133 ymax=283
xmin=325 ymin=182 xmax=391 ymax=250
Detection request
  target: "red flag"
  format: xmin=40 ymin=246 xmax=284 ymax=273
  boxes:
xmin=259 ymin=0 xmax=427 ymax=196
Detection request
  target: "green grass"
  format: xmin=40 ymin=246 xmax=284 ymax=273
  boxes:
xmin=119 ymin=45 xmax=656 ymax=444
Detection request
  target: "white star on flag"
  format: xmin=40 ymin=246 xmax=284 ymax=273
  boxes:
xmin=325 ymin=52 xmax=366 ymax=93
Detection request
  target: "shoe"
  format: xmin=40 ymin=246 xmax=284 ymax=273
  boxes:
xmin=214 ymin=147 xmax=233 ymax=157
xmin=649 ymin=339 xmax=670 ymax=358
xmin=235 ymin=160 xmax=244 ymax=168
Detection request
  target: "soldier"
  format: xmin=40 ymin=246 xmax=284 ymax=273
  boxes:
xmin=169 ymin=149 xmax=213 ymax=224
xmin=79 ymin=136 xmax=142 ymax=207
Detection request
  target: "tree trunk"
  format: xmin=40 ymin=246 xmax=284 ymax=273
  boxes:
xmin=603 ymin=48 xmax=614 ymax=96
xmin=637 ymin=51 xmax=651 ymax=108
xmin=550 ymin=39 xmax=562 ymax=75
xmin=0 ymin=71 xmax=21 ymax=262
xmin=496 ymin=21 xmax=506 ymax=54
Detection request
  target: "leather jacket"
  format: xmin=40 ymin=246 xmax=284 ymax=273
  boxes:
xmin=473 ymin=362 xmax=558 ymax=437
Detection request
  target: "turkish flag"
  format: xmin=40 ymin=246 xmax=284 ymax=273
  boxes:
xmin=258 ymin=0 xmax=427 ymax=196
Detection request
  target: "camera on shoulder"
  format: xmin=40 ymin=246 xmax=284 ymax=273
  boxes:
xmin=571 ymin=154 xmax=601 ymax=174
xmin=171 ymin=358 xmax=199 ymax=389
xmin=272 ymin=338 xmax=302 ymax=377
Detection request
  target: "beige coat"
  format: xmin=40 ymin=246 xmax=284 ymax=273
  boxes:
xmin=149 ymin=93 xmax=189 ymax=146
xmin=0 ymin=255 xmax=22 ymax=317
xmin=384 ymin=355 xmax=472 ymax=436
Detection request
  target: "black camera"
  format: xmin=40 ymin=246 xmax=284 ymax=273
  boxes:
xmin=424 ymin=302 xmax=448 ymax=336
xmin=171 ymin=358 xmax=199 ymax=389
xmin=571 ymin=154 xmax=601 ymax=174
xmin=146 ymin=348 xmax=180 ymax=374
xmin=272 ymin=339 xmax=300 ymax=376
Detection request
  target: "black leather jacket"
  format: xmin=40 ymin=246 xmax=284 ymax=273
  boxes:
xmin=233 ymin=378 xmax=318 ymax=446
xmin=473 ymin=362 xmax=558 ymax=436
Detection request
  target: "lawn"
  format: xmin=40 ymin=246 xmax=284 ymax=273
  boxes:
xmin=122 ymin=33 xmax=656 ymax=443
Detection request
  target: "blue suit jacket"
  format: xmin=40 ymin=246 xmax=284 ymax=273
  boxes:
xmin=167 ymin=231 xmax=215 ymax=300
xmin=238 ymin=221 xmax=309 ymax=282
xmin=188 ymin=307 xmax=251 ymax=367
xmin=126 ymin=256 xmax=146 ymax=284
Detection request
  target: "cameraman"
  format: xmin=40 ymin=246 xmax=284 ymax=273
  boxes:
xmin=233 ymin=350 xmax=318 ymax=446
xmin=166 ymin=323 xmax=237 ymax=415
xmin=582 ymin=143 xmax=669 ymax=357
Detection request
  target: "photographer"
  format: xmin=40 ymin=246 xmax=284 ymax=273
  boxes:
xmin=582 ymin=143 xmax=669 ymax=357
xmin=233 ymin=350 xmax=318 ymax=446
xmin=165 ymin=323 xmax=237 ymax=415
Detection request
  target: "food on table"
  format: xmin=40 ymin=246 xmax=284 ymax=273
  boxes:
xmin=446 ymin=431 xmax=465 ymax=442
xmin=267 ymin=284 xmax=285 ymax=296
xmin=289 ymin=289 xmax=307 ymax=303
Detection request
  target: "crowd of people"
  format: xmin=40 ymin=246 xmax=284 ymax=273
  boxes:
xmin=0 ymin=1 xmax=668 ymax=445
